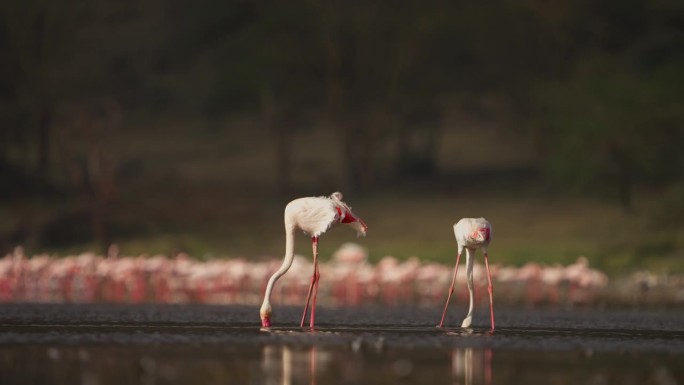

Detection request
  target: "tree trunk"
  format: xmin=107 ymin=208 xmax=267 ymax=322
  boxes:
xmin=610 ymin=143 xmax=633 ymax=212
xmin=274 ymin=128 xmax=292 ymax=197
xmin=34 ymin=9 xmax=51 ymax=177
xmin=396 ymin=104 xmax=441 ymax=178
xmin=261 ymin=89 xmax=292 ymax=197
xmin=37 ymin=106 xmax=51 ymax=176
xmin=341 ymin=120 xmax=362 ymax=194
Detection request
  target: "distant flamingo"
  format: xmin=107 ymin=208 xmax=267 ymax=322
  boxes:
xmin=439 ymin=218 xmax=495 ymax=330
xmin=260 ymin=192 xmax=367 ymax=329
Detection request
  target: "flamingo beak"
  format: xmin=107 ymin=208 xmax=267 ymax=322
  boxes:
xmin=341 ymin=210 xmax=367 ymax=236
xmin=359 ymin=219 xmax=368 ymax=236
xmin=352 ymin=218 xmax=367 ymax=237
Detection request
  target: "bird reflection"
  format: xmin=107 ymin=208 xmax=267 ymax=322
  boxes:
xmin=261 ymin=345 xmax=319 ymax=385
xmin=451 ymin=348 xmax=492 ymax=385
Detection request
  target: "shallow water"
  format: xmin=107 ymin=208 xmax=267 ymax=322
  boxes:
xmin=0 ymin=303 xmax=683 ymax=385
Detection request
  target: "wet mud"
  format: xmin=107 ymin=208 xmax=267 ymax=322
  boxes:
xmin=0 ymin=303 xmax=682 ymax=385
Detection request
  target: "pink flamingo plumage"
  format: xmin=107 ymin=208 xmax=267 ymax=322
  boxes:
xmin=439 ymin=218 xmax=495 ymax=331
xmin=260 ymin=192 xmax=367 ymax=329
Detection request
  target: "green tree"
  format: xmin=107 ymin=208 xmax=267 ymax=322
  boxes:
xmin=537 ymin=53 xmax=683 ymax=209
xmin=0 ymin=0 xmax=166 ymax=251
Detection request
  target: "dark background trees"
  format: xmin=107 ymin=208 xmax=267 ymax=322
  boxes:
xmin=0 ymin=0 xmax=682 ymax=271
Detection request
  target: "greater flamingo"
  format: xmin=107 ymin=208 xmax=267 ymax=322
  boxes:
xmin=439 ymin=218 xmax=495 ymax=330
xmin=260 ymin=192 xmax=367 ymax=329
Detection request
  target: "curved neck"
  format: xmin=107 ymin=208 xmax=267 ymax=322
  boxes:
xmin=261 ymin=225 xmax=296 ymax=307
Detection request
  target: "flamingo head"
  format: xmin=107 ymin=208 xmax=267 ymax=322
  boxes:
xmin=471 ymin=227 xmax=491 ymax=242
xmin=336 ymin=207 xmax=367 ymax=236
xmin=331 ymin=192 xmax=367 ymax=237
xmin=260 ymin=303 xmax=272 ymax=328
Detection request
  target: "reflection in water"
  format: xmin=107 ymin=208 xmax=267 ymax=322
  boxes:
xmin=0 ymin=343 xmax=682 ymax=385
xmin=262 ymin=345 xmax=321 ymax=385
xmin=261 ymin=343 xmax=494 ymax=385
xmin=451 ymin=348 xmax=492 ymax=385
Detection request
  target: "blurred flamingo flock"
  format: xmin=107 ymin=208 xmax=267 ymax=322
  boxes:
xmin=1 ymin=244 xmax=682 ymax=308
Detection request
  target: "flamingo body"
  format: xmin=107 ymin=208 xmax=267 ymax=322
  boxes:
xmin=260 ymin=192 xmax=367 ymax=329
xmin=283 ymin=194 xmax=365 ymax=237
xmin=454 ymin=218 xmax=492 ymax=250
xmin=439 ymin=218 xmax=495 ymax=330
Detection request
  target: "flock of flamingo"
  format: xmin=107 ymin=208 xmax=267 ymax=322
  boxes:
xmin=10 ymin=191 xmax=678 ymax=330
xmin=0 ymin=244 xmax=608 ymax=308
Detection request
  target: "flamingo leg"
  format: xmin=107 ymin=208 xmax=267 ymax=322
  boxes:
xmin=439 ymin=252 xmax=462 ymax=327
xmin=483 ymin=252 xmax=495 ymax=331
xmin=462 ymin=249 xmax=474 ymax=328
xmin=485 ymin=349 xmax=493 ymax=385
xmin=299 ymin=237 xmax=318 ymax=328
xmin=309 ymin=237 xmax=320 ymax=329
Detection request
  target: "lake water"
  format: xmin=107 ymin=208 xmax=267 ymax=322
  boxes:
xmin=0 ymin=303 xmax=682 ymax=385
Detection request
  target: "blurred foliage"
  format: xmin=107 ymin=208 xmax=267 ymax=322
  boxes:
xmin=650 ymin=182 xmax=684 ymax=226
xmin=537 ymin=51 xmax=684 ymax=209
xmin=0 ymin=0 xmax=682 ymax=267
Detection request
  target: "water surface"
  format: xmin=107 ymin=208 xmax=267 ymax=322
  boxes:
xmin=0 ymin=303 xmax=682 ymax=385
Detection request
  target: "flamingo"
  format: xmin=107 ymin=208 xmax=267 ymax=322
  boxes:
xmin=439 ymin=218 xmax=495 ymax=331
xmin=260 ymin=192 xmax=368 ymax=329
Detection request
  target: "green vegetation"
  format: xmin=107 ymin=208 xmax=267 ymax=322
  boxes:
xmin=0 ymin=0 xmax=682 ymax=274
xmin=3 ymin=125 xmax=682 ymax=276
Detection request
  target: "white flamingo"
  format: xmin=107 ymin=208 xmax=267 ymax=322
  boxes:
xmin=439 ymin=218 xmax=495 ymax=331
xmin=260 ymin=192 xmax=367 ymax=329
